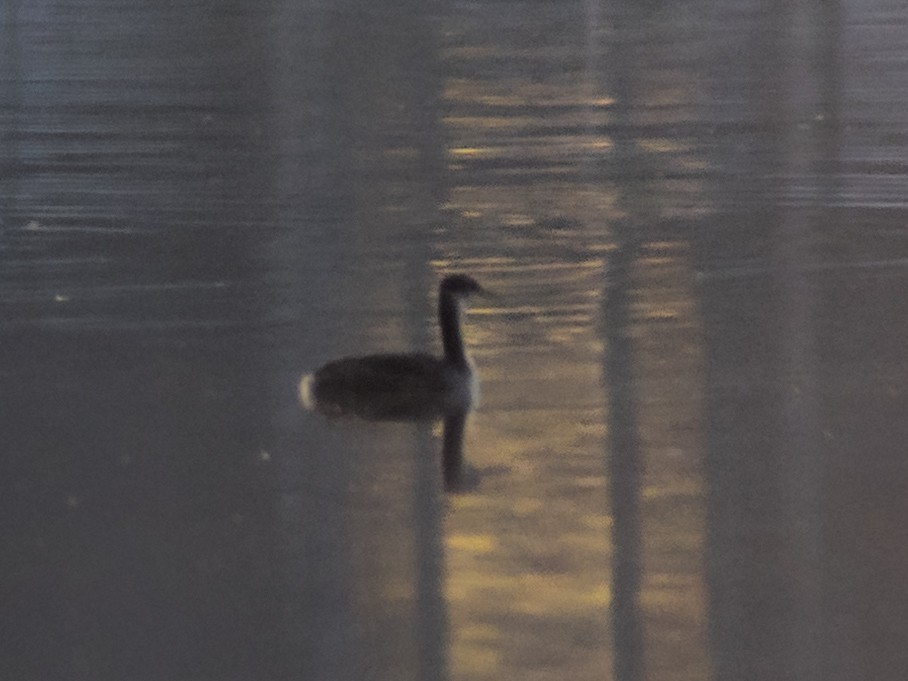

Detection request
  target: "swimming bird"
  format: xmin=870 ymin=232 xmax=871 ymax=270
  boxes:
xmin=299 ymin=274 xmax=488 ymax=421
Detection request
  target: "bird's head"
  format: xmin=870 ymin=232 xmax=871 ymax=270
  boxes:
xmin=440 ymin=274 xmax=488 ymax=300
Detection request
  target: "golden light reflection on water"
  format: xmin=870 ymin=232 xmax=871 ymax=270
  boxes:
xmin=436 ymin=16 xmax=710 ymax=678
xmin=442 ymin=79 xmax=616 ymax=110
xmin=436 ymin=242 xmax=709 ymax=679
xmin=439 ymin=258 xmax=613 ymax=680
xmin=447 ymin=137 xmax=615 ymax=166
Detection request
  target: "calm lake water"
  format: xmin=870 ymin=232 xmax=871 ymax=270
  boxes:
xmin=3 ymin=1 xmax=908 ymax=680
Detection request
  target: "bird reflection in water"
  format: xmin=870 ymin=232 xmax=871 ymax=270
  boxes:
xmin=299 ymin=275 xmax=489 ymax=491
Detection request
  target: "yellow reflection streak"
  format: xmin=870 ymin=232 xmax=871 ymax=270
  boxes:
xmin=446 ymin=533 xmax=499 ymax=555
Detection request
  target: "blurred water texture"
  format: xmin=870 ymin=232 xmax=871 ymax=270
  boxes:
xmin=2 ymin=1 xmax=908 ymax=680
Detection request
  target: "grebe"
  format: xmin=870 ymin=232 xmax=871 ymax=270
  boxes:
xmin=299 ymin=274 xmax=487 ymax=421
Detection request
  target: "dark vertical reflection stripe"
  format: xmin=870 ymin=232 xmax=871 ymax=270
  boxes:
xmin=772 ymin=2 xmax=844 ymax=679
xmin=413 ymin=421 xmax=449 ymax=681
xmin=405 ymin=211 xmax=448 ymax=681
xmin=441 ymin=410 xmax=467 ymax=492
xmin=267 ymin=2 xmax=450 ymax=678
xmin=597 ymin=7 xmax=654 ymax=679
xmin=603 ymin=240 xmax=644 ymax=681
xmin=264 ymin=4 xmax=360 ymax=680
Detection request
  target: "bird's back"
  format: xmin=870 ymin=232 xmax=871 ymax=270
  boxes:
xmin=308 ymin=352 xmax=466 ymax=420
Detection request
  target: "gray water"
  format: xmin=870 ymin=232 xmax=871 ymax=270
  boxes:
xmin=3 ymin=1 xmax=908 ymax=680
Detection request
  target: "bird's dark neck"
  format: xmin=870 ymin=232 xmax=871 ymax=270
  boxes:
xmin=439 ymin=292 xmax=468 ymax=369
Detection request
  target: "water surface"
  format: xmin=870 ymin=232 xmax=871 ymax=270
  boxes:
xmin=2 ymin=1 xmax=908 ymax=680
